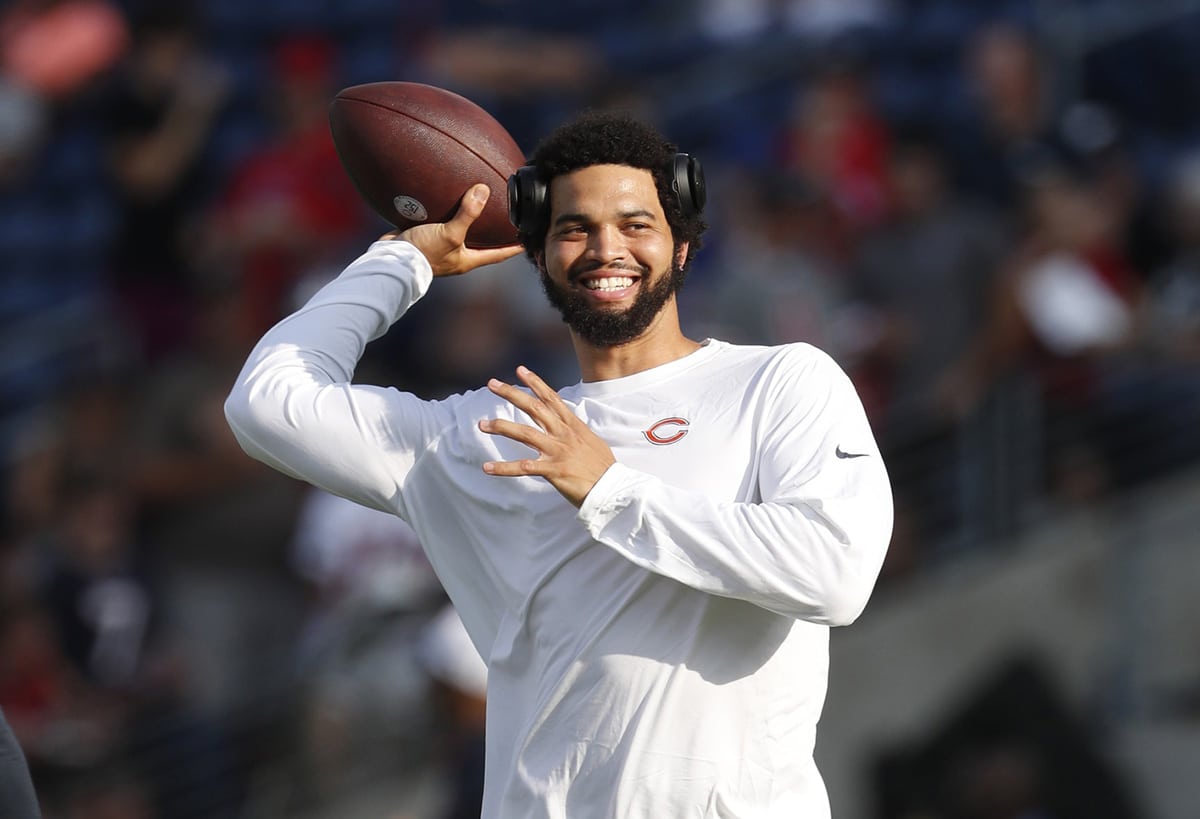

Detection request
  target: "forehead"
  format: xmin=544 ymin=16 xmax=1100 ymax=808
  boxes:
xmin=548 ymin=164 xmax=662 ymax=216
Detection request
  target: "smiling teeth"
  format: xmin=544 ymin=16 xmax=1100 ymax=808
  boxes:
xmin=584 ymin=277 xmax=634 ymax=291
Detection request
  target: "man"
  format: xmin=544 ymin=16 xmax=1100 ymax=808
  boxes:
xmin=225 ymin=112 xmax=893 ymax=817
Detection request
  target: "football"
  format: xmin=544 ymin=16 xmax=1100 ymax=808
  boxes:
xmin=328 ymin=81 xmax=526 ymax=247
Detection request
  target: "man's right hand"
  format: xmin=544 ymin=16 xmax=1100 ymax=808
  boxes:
xmin=385 ymin=184 xmax=522 ymax=277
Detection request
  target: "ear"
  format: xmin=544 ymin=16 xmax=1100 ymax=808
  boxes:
xmin=533 ymin=250 xmax=546 ymax=274
xmin=674 ymin=242 xmax=690 ymax=269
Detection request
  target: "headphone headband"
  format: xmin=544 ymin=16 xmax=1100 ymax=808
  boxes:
xmin=507 ymin=154 xmax=705 ymax=236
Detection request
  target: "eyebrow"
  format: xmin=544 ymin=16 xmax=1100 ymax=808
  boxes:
xmin=552 ymin=208 xmax=659 ymax=228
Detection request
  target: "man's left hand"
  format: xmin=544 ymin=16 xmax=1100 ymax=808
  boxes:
xmin=479 ymin=366 xmax=615 ymax=507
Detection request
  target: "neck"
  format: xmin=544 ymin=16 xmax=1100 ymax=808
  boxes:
xmin=572 ymin=303 xmax=701 ymax=382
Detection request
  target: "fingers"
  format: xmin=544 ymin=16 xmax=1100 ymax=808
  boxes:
xmin=488 ymin=367 xmax=569 ymax=424
xmin=477 ymin=415 xmax=551 ymax=478
xmin=486 ymin=374 xmax=553 ymax=428
xmin=468 ymin=244 xmax=524 ymax=267
xmin=478 ymin=417 xmax=551 ymax=451
xmin=480 ymin=366 xmax=561 ymax=470
xmin=481 ymin=457 xmax=541 ymax=477
xmin=514 ymin=365 xmax=561 ymax=406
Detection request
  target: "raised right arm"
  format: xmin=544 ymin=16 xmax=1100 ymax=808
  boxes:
xmin=224 ymin=185 xmax=522 ymax=513
xmin=223 ymin=240 xmax=447 ymax=513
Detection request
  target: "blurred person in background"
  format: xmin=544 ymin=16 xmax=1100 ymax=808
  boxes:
xmin=1144 ymin=151 xmax=1200 ymax=362
xmin=386 ymin=262 xmax=573 ymax=399
xmin=398 ymin=280 xmax=536 ymax=401
xmin=946 ymin=19 xmax=1160 ymax=269
xmin=0 ymin=593 xmax=119 ymax=815
xmin=851 ymin=126 xmax=1010 ymax=564
xmin=290 ymin=489 xmax=444 ymax=650
xmin=103 ymin=2 xmax=232 ymax=363
xmin=695 ymin=165 xmax=886 ymax=466
xmin=415 ymin=0 xmax=611 ymax=151
xmin=949 ymin=20 xmax=1059 ymax=210
xmin=283 ymin=486 xmax=445 ymax=811
xmin=773 ymin=53 xmax=892 ymax=241
xmin=198 ymin=34 xmax=371 ymax=339
xmin=0 ymin=0 xmax=128 ymax=106
xmin=4 ymin=371 xmax=132 ymax=543
xmin=705 ymin=170 xmax=859 ymax=357
xmin=0 ymin=0 xmax=132 ymax=465
xmin=32 ymin=462 xmax=242 ymax=818
xmin=1078 ymin=148 xmax=1200 ymax=489
xmin=225 ymin=111 xmax=893 ymax=818
xmin=39 ymin=464 xmax=167 ymax=703
xmin=936 ymin=134 xmax=1164 ymax=503
xmin=126 ymin=280 xmax=307 ymax=755
xmin=416 ymin=604 xmax=488 ymax=819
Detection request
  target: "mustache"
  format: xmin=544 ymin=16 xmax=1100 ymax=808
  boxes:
xmin=568 ymin=259 xmax=648 ymax=283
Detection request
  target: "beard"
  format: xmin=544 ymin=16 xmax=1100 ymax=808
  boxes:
xmin=539 ymin=256 xmax=687 ymax=348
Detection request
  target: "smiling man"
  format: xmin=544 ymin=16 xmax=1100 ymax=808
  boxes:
xmin=535 ymin=163 xmax=690 ymax=353
xmin=225 ymin=111 xmax=893 ymax=818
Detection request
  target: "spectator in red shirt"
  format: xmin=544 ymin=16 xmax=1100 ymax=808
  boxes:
xmin=200 ymin=35 xmax=372 ymax=336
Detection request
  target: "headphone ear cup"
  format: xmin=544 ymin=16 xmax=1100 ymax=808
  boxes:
xmin=507 ymin=165 xmax=546 ymax=235
xmin=672 ymin=153 xmax=706 ymax=217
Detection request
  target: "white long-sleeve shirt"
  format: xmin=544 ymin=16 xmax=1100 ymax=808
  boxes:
xmin=225 ymin=240 xmax=894 ymax=818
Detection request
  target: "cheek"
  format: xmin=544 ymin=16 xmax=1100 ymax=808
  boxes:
xmin=638 ymin=239 xmax=679 ymax=274
xmin=544 ymin=244 xmax=580 ymax=279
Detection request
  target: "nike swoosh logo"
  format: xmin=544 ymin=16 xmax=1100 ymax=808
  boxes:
xmin=835 ymin=446 xmax=869 ymax=459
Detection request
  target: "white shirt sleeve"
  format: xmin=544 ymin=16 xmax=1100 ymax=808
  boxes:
xmin=223 ymin=240 xmax=453 ymax=517
xmin=577 ymin=349 xmax=893 ymax=626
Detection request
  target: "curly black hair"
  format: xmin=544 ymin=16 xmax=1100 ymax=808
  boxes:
xmin=517 ymin=110 xmax=707 ymax=269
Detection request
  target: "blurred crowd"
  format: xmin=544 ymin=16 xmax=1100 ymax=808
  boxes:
xmin=0 ymin=0 xmax=1198 ymax=816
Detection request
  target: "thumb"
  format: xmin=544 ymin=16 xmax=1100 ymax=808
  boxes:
xmin=450 ymin=184 xmax=491 ymax=227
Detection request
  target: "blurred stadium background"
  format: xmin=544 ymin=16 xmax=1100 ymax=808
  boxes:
xmin=1 ymin=0 xmax=1199 ymax=817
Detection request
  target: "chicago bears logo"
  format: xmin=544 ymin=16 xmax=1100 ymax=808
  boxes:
xmin=643 ymin=417 xmax=690 ymax=446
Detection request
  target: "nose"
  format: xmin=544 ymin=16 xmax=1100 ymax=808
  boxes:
xmin=584 ymin=224 xmax=625 ymax=262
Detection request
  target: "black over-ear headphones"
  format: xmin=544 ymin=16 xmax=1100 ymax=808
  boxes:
xmin=507 ymin=154 xmax=707 ymax=236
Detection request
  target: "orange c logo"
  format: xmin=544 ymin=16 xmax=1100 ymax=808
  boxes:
xmin=643 ymin=417 xmax=690 ymax=445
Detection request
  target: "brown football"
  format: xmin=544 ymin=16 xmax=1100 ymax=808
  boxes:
xmin=328 ymin=81 xmax=526 ymax=248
